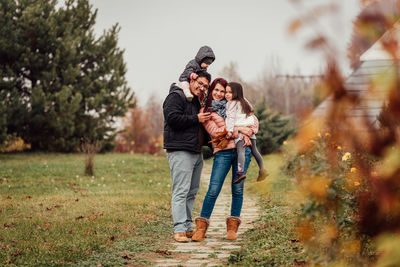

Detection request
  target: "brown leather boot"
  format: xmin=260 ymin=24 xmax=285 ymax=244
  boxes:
xmin=226 ymin=216 xmax=241 ymax=240
xmin=191 ymin=217 xmax=209 ymax=242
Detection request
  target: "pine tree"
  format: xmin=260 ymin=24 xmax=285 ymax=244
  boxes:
xmin=0 ymin=0 xmax=134 ymax=151
xmin=254 ymin=100 xmax=295 ymax=154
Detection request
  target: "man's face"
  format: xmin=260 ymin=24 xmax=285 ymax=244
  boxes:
xmin=189 ymin=76 xmax=209 ymax=97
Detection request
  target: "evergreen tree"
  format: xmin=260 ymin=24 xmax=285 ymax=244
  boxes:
xmin=254 ymin=100 xmax=295 ymax=154
xmin=0 ymin=0 xmax=134 ymax=151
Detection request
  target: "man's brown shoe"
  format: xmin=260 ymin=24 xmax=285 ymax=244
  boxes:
xmin=173 ymin=232 xmax=189 ymax=243
xmin=186 ymin=230 xmax=194 ymax=238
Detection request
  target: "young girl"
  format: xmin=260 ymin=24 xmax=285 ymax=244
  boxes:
xmin=225 ymin=82 xmax=268 ymax=184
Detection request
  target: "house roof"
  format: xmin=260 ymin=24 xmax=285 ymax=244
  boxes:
xmin=312 ymin=21 xmax=400 ymax=126
xmin=312 ymin=59 xmax=396 ymax=126
xmin=360 ymin=22 xmax=400 ymax=61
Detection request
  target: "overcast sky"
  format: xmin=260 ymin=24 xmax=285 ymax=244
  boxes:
xmin=89 ymin=0 xmax=361 ymax=104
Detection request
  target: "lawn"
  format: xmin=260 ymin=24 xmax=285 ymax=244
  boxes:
xmin=1 ymin=152 xmax=304 ymax=266
xmin=0 ymin=153 xmax=174 ymax=266
xmin=228 ymin=153 xmax=307 ymax=266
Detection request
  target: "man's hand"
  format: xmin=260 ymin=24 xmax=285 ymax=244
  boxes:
xmin=198 ymin=111 xmax=211 ymax=123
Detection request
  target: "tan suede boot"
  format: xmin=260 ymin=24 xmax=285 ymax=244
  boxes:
xmin=191 ymin=217 xmax=209 ymax=242
xmin=226 ymin=216 xmax=241 ymax=240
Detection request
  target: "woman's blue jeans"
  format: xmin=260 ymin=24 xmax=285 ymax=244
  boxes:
xmin=200 ymin=147 xmax=252 ymax=218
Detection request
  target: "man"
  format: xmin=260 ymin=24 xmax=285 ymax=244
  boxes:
xmin=163 ymin=70 xmax=211 ymax=242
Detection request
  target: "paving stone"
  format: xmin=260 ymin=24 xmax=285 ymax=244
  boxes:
xmin=171 ymin=247 xmax=215 ymax=253
xmin=219 ymin=245 xmax=241 ymax=250
xmin=191 ymin=253 xmax=211 ymax=259
xmin=186 ymin=259 xmax=213 ymax=265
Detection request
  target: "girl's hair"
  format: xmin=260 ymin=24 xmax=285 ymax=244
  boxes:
xmin=227 ymin=82 xmax=253 ymax=116
xmin=204 ymin=77 xmax=228 ymax=109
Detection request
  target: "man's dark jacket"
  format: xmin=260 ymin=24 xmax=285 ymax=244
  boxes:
xmin=163 ymin=83 xmax=208 ymax=153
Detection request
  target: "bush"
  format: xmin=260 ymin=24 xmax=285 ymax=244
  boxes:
xmin=255 ymin=100 xmax=295 ymax=154
xmin=283 ymin=134 xmax=376 ymax=265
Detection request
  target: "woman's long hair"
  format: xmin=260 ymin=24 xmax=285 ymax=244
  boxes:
xmin=204 ymin=78 xmax=228 ymax=109
xmin=227 ymin=82 xmax=253 ymax=116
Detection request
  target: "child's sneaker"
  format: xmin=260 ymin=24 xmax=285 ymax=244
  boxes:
xmin=183 ymin=87 xmax=194 ymax=102
xmin=233 ymin=171 xmax=246 ymax=184
xmin=257 ymin=168 xmax=269 ymax=182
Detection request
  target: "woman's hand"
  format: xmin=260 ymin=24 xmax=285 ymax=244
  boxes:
xmin=237 ymin=126 xmax=253 ymax=137
xmin=242 ymin=135 xmax=251 ymax=146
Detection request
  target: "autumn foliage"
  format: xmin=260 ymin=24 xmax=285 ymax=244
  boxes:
xmin=115 ymin=97 xmax=163 ymax=155
xmin=285 ymin=0 xmax=400 ymax=265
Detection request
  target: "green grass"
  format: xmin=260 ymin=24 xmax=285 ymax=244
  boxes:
xmin=228 ymin=153 xmax=307 ymax=266
xmin=0 ymin=153 xmax=173 ymax=266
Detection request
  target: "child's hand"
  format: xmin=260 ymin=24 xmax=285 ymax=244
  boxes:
xmin=226 ymin=132 xmax=233 ymax=139
xmin=192 ymin=73 xmax=198 ymax=80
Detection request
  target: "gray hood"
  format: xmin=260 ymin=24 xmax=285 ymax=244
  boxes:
xmin=195 ymin=46 xmax=215 ymax=64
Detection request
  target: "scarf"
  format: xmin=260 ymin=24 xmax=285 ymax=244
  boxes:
xmin=211 ymin=99 xmax=227 ymax=119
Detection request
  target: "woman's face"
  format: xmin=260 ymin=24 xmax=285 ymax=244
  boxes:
xmin=212 ymin=83 xmax=226 ymax=101
xmin=225 ymin=86 xmax=233 ymax=101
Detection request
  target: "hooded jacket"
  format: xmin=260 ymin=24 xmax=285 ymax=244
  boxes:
xmin=163 ymin=82 xmax=208 ymax=153
xmin=179 ymin=46 xmax=215 ymax=82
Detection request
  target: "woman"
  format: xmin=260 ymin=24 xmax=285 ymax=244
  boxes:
xmin=191 ymin=78 xmax=258 ymax=241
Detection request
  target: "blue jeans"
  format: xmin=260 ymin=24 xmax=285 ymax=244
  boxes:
xmin=200 ymin=147 xmax=251 ymax=218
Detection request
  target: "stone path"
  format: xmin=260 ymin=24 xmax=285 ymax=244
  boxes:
xmin=154 ymin=163 xmax=260 ymax=266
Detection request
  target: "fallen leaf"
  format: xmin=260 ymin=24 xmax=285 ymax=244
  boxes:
xmin=24 ymin=196 xmax=32 ymax=199
xmin=88 ymin=215 xmax=97 ymax=221
xmin=36 ymin=224 xmax=41 ymax=230
xmin=294 ymin=259 xmax=307 ymax=265
xmin=120 ymin=252 xmax=132 ymax=260
xmin=46 ymin=207 xmax=52 ymax=211
xmin=75 ymin=198 xmax=79 ymax=202
xmin=7 ymin=196 xmax=12 ymax=200
xmin=110 ymin=236 xmax=115 ymax=241
xmin=12 ymin=250 xmax=22 ymax=256
xmin=44 ymin=222 xmax=51 ymax=227
xmin=69 ymin=230 xmax=75 ymax=234
xmin=154 ymin=249 xmax=171 ymax=256
xmin=75 ymin=216 xmax=84 ymax=220
xmin=4 ymin=223 xmax=15 ymax=229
